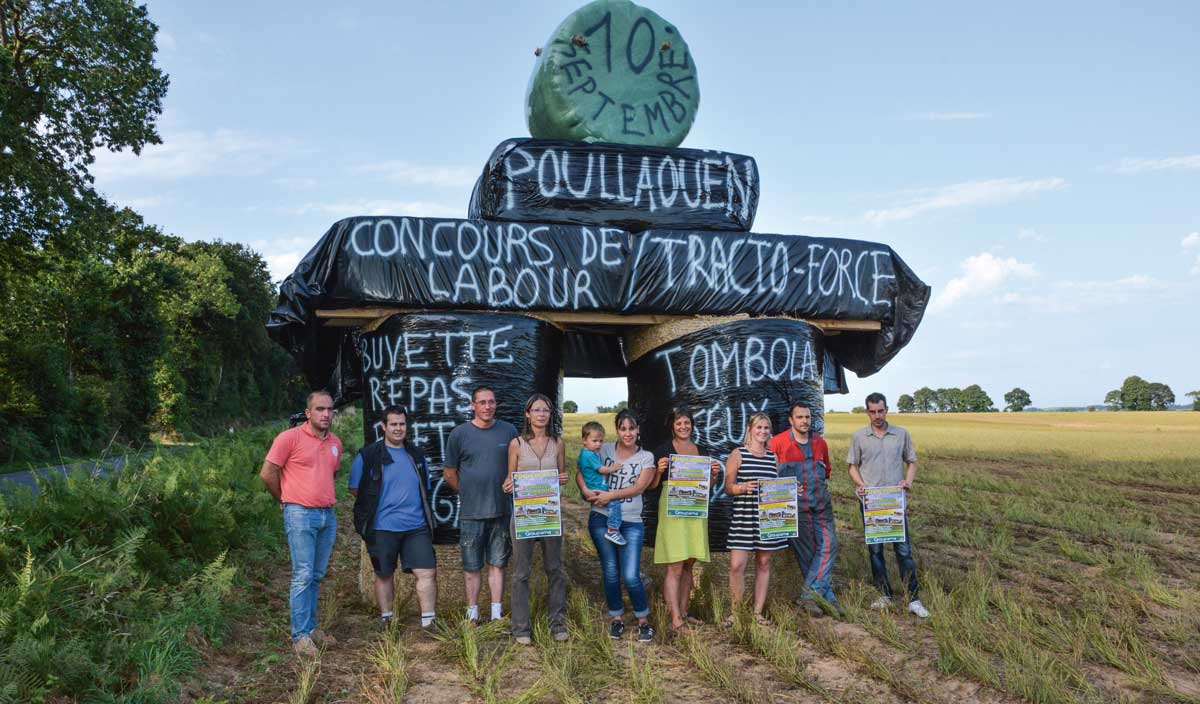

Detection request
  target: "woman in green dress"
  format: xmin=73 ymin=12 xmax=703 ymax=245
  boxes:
xmin=651 ymin=408 xmax=721 ymax=634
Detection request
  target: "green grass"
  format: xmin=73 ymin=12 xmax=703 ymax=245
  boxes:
xmin=564 ymin=410 xmax=1200 ymax=703
xmin=0 ymin=412 xmax=363 ymax=704
xmin=820 ymin=410 xmax=1200 ymax=703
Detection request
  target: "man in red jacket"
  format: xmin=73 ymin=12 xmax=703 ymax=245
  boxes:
xmin=769 ymin=402 xmax=839 ymax=616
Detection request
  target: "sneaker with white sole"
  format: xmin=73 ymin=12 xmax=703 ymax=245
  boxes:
xmin=907 ymin=600 xmax=930 ymax=618
xmin=515 ymin=635 xmax=532 ymax=645
xmin=604 ymin=529 xmax=627 ymax=546
xmin=870 ymin=596 xmax=893 ymax=610
xmin=608 ymin=619 xmax=626 ymax=639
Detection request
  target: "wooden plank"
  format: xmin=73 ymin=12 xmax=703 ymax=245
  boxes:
xmin=313 ymin=307 xmax=881 ymax=332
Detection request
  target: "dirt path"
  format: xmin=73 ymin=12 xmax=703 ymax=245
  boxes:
xmin=185 ymin=498 xmax=1027 ymax=704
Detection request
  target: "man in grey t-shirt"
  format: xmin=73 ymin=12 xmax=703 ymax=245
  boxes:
xmin=443 ymin=386 xmax=517 ymax=625
xmin=847 ymin=392 xmax=929 ymax=619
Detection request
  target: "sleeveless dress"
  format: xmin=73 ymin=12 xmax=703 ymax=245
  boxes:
xmin=726 ymin=446 xmax=787 ymax=552
xmin=653 ymin=441 xmax=710 ymax=564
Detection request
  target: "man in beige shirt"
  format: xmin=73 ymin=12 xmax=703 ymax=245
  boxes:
xmin=847 ymin=392 xmax=929 ymax=618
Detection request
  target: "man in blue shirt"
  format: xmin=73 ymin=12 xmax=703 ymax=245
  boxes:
xmin=350 ymin=405 xmax=438 ymax=630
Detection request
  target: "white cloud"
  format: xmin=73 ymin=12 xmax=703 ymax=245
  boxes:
xmin=909 ymin=111 xmax=989 ymax=121
xmin=960 ymin=319 xmax=1011 ymax=332
xmin=264 ymin=251 xmax=305 ymax=282
xmin=998 ymin=274 xmax=1183 ymax=313
xmin=93 ymin=128 xmax=292 ymax=181
xmin=250 ymin=235 xmax=321 ymax=282
xmin=1103 ymin=154 xmax=1200 ymax=174
xmin=862 ymin=177 xmax=1066 ymax=226
xmin=351 ymin=161 xmax=478 ymax=188
xmin=929 ymin=252 xmax=1037 ymax=313
xmin=1017 ymin=227 xmax=1047 ymax=243
xmin=285 ymin=199 xmax=461 ymax=219
xmin=1183 ymin=232 xmax=1200 ymax=275
xmin=273 ymin=176 xmax=319 ymax=190
xmin=119 ymin=195 xmax=169 ymax=210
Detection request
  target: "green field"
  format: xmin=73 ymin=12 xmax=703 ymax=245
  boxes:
xmin=557 ymin=410 xmax=1200 ymax=703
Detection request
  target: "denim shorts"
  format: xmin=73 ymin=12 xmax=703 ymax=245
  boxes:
xmin=459 ymin=516 xmax=511 ymax=571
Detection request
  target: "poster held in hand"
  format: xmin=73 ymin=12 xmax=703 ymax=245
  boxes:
xmin=862 ymin=486 xmax=907 ymax=544
xmin=758 ymin=477 xmax=799 ymax=540
xmin=513 ymin=469 xmax=562 ymax=540
xmin=666 ymin=454 xmax=710 ymax=518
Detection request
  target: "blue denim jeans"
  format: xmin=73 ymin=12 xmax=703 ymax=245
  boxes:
xmin=588 ymin=511 xmax=649 ymax=618
xmin=283 ymin=503 xmax=337 ymax=641
xmin=606 ymin=500 xmax=623 ymax=532
xmin=862 ymin=505 xmax=919 ymax=601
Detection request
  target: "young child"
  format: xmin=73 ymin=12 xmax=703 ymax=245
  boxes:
xmin=578 ymin=421 xmax=625 ymax=545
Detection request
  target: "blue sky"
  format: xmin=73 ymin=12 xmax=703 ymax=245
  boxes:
xmin=92 ymin=1 xmax=1200 ymax=412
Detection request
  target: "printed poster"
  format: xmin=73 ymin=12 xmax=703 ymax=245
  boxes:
xmin=513 ymin=469 xmax=561 ymax=540
xmin=666 ymin=454 xmax=711 ymax=518
xmin=758 ymin=477 xmax=799 ymax=540
xmin=862 ymin=485 xmax=907 ymax=545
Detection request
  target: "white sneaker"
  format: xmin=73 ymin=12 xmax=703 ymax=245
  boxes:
xmin=907 ymin=600 xmax=930 ymax=618
xmin=870 ymin=596 xmax=893 ymax=610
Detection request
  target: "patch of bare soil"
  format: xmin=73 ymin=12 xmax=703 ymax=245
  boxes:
xmin=188 ymin=492 xmax=1189 ymax=703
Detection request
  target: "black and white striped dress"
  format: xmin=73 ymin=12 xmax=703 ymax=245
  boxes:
xmin=726 ymin=447 xmax=788 ymax=552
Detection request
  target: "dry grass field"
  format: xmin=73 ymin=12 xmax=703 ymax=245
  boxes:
xmin=188 ymin=410 xmax=1200 ymax=704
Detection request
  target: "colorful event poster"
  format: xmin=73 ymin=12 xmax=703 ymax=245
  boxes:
xmin=862 ymin=486 xmax=907 ymax=544
xmin=512 ymin=469 xmax=561 ymax=540
xmin=666 ymin=454 xmax=711 ymax=518
xmin=758 ymin=477 xmax=799 ymax=540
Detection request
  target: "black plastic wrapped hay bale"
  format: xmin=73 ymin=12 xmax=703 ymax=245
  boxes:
xmin=625 ymin=317 xmax=826 ymax=551
xmin=356 ymin=312 xmax=564 ymax=545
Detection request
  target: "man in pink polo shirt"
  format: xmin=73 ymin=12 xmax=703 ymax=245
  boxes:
xmin=260 ymin=390 xmax=344 ymax=657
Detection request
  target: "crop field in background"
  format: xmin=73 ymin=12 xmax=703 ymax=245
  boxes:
xmin=168 ymin=411 xmax=1199 ymax=703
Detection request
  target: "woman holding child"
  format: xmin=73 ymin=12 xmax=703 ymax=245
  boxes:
xmin=576 ymin=409 xmax=658 ymax=642
xmin=503 ymin=393 xmax=568 ymax=645
xmin=651 ymin=408 xmax=722 ymax=634
xmin=724 ymin=412 xmax=787 ymax=625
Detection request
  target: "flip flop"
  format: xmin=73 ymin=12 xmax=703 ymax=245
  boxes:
xmin=720 ymin=615 xmax=735 ymax=629
xmin=754 ymin=614 xmax=771 ymax=626
xmin=686 ymin=614 xmax=704 ymax=626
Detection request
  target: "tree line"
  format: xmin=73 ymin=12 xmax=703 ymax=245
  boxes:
xmin=1104 ymin=376 xmax=1178 ymax=411
xmin=1 ymin=1 xmax=301 ymax=464
xmin=895 ymin=385 xmax=1001 ymax=413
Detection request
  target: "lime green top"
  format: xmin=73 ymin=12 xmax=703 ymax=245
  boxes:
xmin=526 ymin=0 xmax=700 ymax=148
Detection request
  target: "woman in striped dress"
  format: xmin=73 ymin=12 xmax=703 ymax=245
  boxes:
xmin=724 ymin=412 xmax=787 ymax=625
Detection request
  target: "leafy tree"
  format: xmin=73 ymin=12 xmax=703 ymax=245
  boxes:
xmin=1004 ymin=387 xmax=1032 ymax=412
xmin=1147 ymin=383 xmax=1174 ymax=411
xmin=912 ymin=386 xmax=935 ymax=413
xmin=851 ymin=406 xmax=866 ymax=414
xmin=934 ymin=387 xmax=964 ymax=413
xmin=0 ymin=206 xmax=301 ymax=463
xmin=1 ymin=0 xmax=170 ymax=254
xmin=897 ymin=394 xmax=915 ymax=413
xmin=961 ymin=384 xmax=995 ymax=412
xmin=1187 ymin=390 xmax=1200 ymax=411
xmin=562 ymin=400 xmax=578 ymax=413
xmin=596 ymin=400 xmax=628 ymax=413
xmin=1104 ymin=376 xmax=1175 ymax=411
